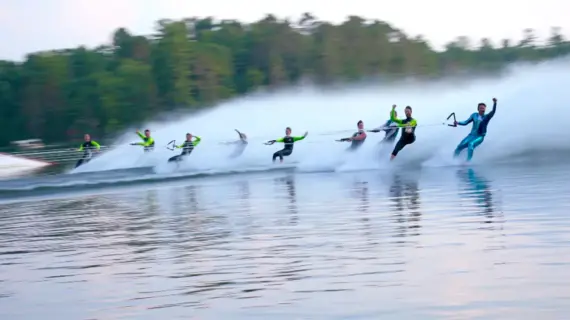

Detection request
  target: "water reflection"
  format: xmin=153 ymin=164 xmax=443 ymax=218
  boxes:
xmin=274 ymin=175 xmax=298 ymax=225
xmin=388 ymin=172 xmax=422 ymax=240
xmin=3 ymin=166 xmax=570 ymax=319
xmin=351 ymin=179 xmax=369 ymax=214
xmin=456 ymin=168 xmax=502 ymax=226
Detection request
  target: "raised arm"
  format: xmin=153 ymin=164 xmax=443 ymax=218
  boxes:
xmin=486 ymin=99 xmax=497 ymax=120
xmin=293 ymin=131 xmax=308 ymax=141
xmin=390 ymin=108 xmax=403 ymax=125
xmin=193 ymin=136 xmax=201 ymax=146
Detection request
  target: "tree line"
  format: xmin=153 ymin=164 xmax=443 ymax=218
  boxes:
xmin=1 ymin=13 xmax=569 ymax=147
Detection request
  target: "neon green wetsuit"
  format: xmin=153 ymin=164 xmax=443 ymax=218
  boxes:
xmin=76 ymin=140 xmax=101 ymax=168
xmin=133 ymin=132 xmax=155 ymax=152
xmin=390 ymin=109 xmax=417 ymax=157
xmin=168 ymin=136 xmax=201 ymax=162
xmin=270 ymin=135 xmax=306 ymax=161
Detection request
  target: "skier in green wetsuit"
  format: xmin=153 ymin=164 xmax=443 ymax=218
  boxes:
xmin=168 ymin=133 xmax=201 ymax=162
xmin=265 ymin=127 xmax=308 ymax=163
xmin=130 ymin=129 xmax=155 ymax=152
xmin=75 ymin=133 xmax=101 ymax=168
xmin=389 ymin=105 xmax=417 ymax=161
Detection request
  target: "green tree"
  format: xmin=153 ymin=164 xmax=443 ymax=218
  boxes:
xmin=0 ymin=13 xmax=568 ymax=148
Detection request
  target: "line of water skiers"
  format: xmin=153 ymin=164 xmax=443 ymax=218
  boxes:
xmin=76 ymin=99 xmax=497 ymax=168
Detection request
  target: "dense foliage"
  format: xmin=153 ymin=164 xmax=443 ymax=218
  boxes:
xmin=1 ymin=14 xmax=569 ymax=146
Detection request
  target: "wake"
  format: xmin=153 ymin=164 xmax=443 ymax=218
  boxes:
xmin=69 ymin=58 xmax=570 ymax=176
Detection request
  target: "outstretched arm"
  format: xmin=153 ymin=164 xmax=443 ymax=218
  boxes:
xmin=134 ymin=137 xmax=154 ymax=147
xmin=132 ymin=131 xmax=149 ymax=146
xmin=292 ymin=131 xmax=308 ymax=142
xmin=457 ymin=114 xmax=474 ymax=126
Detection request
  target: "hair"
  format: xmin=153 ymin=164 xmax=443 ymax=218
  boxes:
xmin=286 ymin=127 xmax=291 ymax=131
xmin=144 ymin=129 xmax=150 ymax=133
xmin=478 ymin=103 xmax=486 ymax=107
xmin=186 ymin=132 xmax=191 ymax=135
xmin=405 ymin=106 xmax=412 ymax=111
xmin=357 ymin=120 xmax=363 ymax=125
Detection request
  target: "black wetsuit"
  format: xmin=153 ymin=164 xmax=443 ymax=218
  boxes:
xmin=168 ymin=137 xmax=201 ymax=162
xmin=132 ymin=132 xmax=155 ymax=152
xmin=391 ymin=117 xmax=416 ymax=157
xmin=271 ymin=135 xmax=305 ymax=161
xmin=75 ymin=140 xmax=100 ymax=168
xmin=349 ymin=130 xmax=366 ymax=151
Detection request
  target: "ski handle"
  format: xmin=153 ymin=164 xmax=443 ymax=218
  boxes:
xmin=447 ymin=113 xmax=457 ymax=127
xmin=166 ymin=140 xmax=176 ymax=151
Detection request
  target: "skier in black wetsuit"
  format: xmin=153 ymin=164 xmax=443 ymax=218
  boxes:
xmin=337 ymin=120 xmax=367 ymax=151
xmin=265 ymin=127 xmax=308 ymax=163
xmin=75 ymin=134 xmax=101 ymax=168
xmin=130 ymin=129 xmax=155 ymax=152
xmin=168 ymin=133 xmax=201 ymax=162
xmin=389 ymin=105 xmax=417 ymax=161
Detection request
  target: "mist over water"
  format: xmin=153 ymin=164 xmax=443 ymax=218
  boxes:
xmin=71 ymin=58 xmax=570 ymax=175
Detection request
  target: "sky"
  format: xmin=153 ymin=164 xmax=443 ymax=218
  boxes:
xmin=1 ymin=0 xmax=569 ymax=61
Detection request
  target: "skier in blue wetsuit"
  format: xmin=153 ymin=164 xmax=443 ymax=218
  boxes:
xmin=453 ymin=98 xmax=497 ymax=161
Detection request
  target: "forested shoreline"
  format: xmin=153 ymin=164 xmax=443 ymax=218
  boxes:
xmin=1 ymin=13 xmax=569 ymax=147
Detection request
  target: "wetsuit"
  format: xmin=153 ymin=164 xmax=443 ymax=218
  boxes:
xmin=168 ymin=136 xmax=201 ymax=162
xmin=390 ymin=109 xmax=417 ymax=157
xmin=348 ymin=130 xmax=366 ymax=151
xmin=270 ymin=135 xmax=306 ymax=161
xmin=75 ymin=140 xmax=101 ymax=168
xmin=381 ymin=120 xmax=399 ymax=142
xmin=132 ymin=132 xmax=155 ymax=152
xmin=454 ymin=100 xmax=497 ymax=161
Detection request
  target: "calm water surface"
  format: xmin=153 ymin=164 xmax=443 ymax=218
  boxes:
xmin=1 ymin=163 xmax=570 ymax=319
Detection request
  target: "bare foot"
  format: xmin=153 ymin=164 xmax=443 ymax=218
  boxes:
xmin=390 ymin=155 xmax=396 ymax=161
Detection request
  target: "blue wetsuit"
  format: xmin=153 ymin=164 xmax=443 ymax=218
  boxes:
xmin=453 ymin=101 xmax=497 ymax=161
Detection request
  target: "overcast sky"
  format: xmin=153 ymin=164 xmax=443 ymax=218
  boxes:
xmin=1 ymin=0 xmax=569 ymax=61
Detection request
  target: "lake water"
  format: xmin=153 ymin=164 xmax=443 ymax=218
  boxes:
xmin=1 ymin=162 xmax=570 ymax=319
